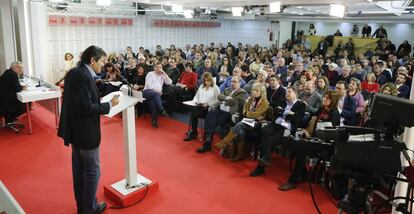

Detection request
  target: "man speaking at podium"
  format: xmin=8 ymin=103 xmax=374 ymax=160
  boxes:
xmin=58 ymin=45 xmax=119 ymax=214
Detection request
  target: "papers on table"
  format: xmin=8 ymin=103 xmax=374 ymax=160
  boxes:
xmin=242 ymin=118 xmax=255 ymax=127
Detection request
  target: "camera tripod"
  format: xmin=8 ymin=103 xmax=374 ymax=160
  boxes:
xmin=338 ymin=182 xmax=373 ymax=214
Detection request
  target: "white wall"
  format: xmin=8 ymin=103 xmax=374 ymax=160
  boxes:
xmin=47 ymin=16 xmax=271 ymax=76
xmin=295 ymin=21 xmax=414 ymax=46
xmin=0 ymin=0 xmax=17 ymax=74
xmin=278 ymin=21 xmax=293 ymax=48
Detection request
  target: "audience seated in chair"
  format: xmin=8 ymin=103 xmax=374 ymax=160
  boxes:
xmin=142 ymin=62 xmax=172 ymax=128
xmin=278 ymin=90 xmax=340 ymax=191
xmin=172 ymin=62 xmax=198 ymax=104
xmin=250 ymin=87 xmax=306 ymax=177
xmin=219 ymin=67 xmax=246 ymax=92
xmin=131 ymin=65 xmax=147 ymax=91
xmin=196 ymin=76 xmax=248 ymax=153
xmin=215 ymin=83 xmax=269 ymax=161
xmin=335 ymin=81 xmax=357 ymax=126
xmin=244 ymin=69 xmax=267 ymax=94
xmin=267 ymin=75 xmax=286 ymax=109
xmin=298 ymin=81 xmax=322 ymax=126
xmin=184 ymin=72 xmax=220 ymax=141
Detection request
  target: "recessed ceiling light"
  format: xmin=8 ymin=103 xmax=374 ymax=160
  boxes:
xmin=96 ymin=0 xmax=111 ymax=6
xmin=269 ymin=1 xmax=281 ymax=13
xmin=330 ymin=4 xmax=345 ymax=18
xmin=232 ymin=7 xmax=243 ymax=16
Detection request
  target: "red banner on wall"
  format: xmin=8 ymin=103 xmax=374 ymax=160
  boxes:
xmin=87 ymin=17 xmax=96 ymax=26
xmin=69 ymin=16 xmax=78 ymax=26
xmin=113 ymin=18 xmax=119 ymax=26
xmin=78 ymin=17 xmax=85 ymax=25
xmin=152 ymin=19 xmax=220 ymax=28
xmin=48 ymin=15 xmax=58 ymax=25
xmin=104 ymin=18 xmax=113 ymax=26
xmin=48 ymin=15 xmax=133 ymax=27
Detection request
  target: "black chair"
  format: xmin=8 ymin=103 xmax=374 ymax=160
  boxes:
xmin=0 ymin=108 xmax=24 ymax=133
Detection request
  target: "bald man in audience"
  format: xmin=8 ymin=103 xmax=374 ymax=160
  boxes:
xmin=275 ymin=58 xmax=287 ymax=76
xmin=298 ymin=81 xmax=322 ymax=125
xmin=219 ymin=67 xmax=246 ymax=92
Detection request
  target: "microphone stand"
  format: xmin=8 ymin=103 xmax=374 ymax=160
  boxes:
xmin=120 ymin=75 xmax=133 ymax=96
xmin=23 ymin=74 xmax=42 ymax=87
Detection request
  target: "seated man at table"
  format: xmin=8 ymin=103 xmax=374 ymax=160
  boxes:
xmin=0 ymin=61 xmax=27 ymax=123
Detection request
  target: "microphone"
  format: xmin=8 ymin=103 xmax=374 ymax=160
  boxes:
xmin=23 ymin=74 xmax=42 ymax=87
xmin=120 ymin=75 xmax=133 ymax=96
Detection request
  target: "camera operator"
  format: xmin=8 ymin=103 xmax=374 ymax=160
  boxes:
xmin=278 ymin=90 xmax=341 ymax=191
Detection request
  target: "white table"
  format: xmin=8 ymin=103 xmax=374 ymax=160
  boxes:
xmin=16 ymin=78 xmax=61 ymax=135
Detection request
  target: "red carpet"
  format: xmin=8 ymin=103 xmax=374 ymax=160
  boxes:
xmin=0 ymin=105 xmax=339 ymax=213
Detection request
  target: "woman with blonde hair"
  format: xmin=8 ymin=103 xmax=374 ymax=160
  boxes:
xmin=184 ymin=72 xmax=220 ymax=141
xmin=215 ymin=83 xmax=269 ymax=161
xmin=361 ymin=72 xmax=379 ymax=93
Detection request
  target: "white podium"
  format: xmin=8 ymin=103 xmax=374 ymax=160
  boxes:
xmin=101 ymin=91 xmax=159 ymax=207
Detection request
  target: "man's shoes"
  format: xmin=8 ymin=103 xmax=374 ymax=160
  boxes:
xmin=152 ymin=120 xmax=158 ymax=128
xmin=258 ymin=157 xmax=271 ymax=167
xmin=196 ymin=143 xmax=211 ymax=153
xmin=93 ymin=201 xmax=107 ymax=214
xmin=160 ymin=110 xmax=169 ymax=117
xmin=250 ymin=165 xmax=265 ymax=177
xmin=278 ymin=182 xmax=297 ymax=191
xmin=184 ymin=130 xmax=198 ymax=141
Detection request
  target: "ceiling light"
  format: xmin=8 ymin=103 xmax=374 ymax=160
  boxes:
xmin=330 ymin=4 xmax=345 ymax=18
xmin=184 ymin=10 xmax=193 ymax=18
xmin=366 ymin=0 xmax=373 ymax=2
xmin=49 ymin=0 xmax=65 ymax=2
xmin=269 ymin=2 xmax=281 ymax=13
xmin=232 ymin=7 xmax=243 ymax=16
xmin=96 ymin=0 xmax=111 ymax=6
xmin=171 ymin=4 xmax=183 ymax=13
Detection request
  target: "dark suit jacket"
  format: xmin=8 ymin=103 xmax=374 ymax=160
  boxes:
xmin=273 ymin=100 xmax=306 ymax=133
xmin=280 ymin=73 xmax=298 ymax=87
xmin=397 ymin=84 xmax=410 ymax=99
xmin=341 ymin=95 xmax=357 ymax=126
xmin=267 ymin=86 xmax=286 ymax=108
xmin=58 ymin=64 xmax=110 ymax=150
xmin=0 ymin=69 xmax=23 ymax=110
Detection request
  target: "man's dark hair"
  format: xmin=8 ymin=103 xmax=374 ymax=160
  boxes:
xmin=240 ymin=63 xmax=249 ymax=73
xmin=185 ymin=62 xmax=193 ymax=69
xmin=337 ymin=80 xmax=349 ymax=89
xmin=81 ymin=45 xmax=106 ymax=65
xmin=288 ymin=64 xmax=295 ymax=70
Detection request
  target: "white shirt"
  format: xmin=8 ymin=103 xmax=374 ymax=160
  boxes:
xmin=144 ymin=71 xmax=172 ymax=92
xmin=193 ymin=84 xmax=220 ymax=108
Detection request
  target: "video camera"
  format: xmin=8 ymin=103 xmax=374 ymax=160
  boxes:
xmin=295 ymin=93 xmax=414 ymax=213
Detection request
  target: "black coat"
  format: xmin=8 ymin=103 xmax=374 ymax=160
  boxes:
xmin=267 ymin=86 xmax=286 ymax=108
xmin=58 ymin=64 xmax=110 ymax=150
xmin=0 ymin=69 xmax=23 ymax=110
xmin=273 ymin=100 xmax=306 ymax=133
